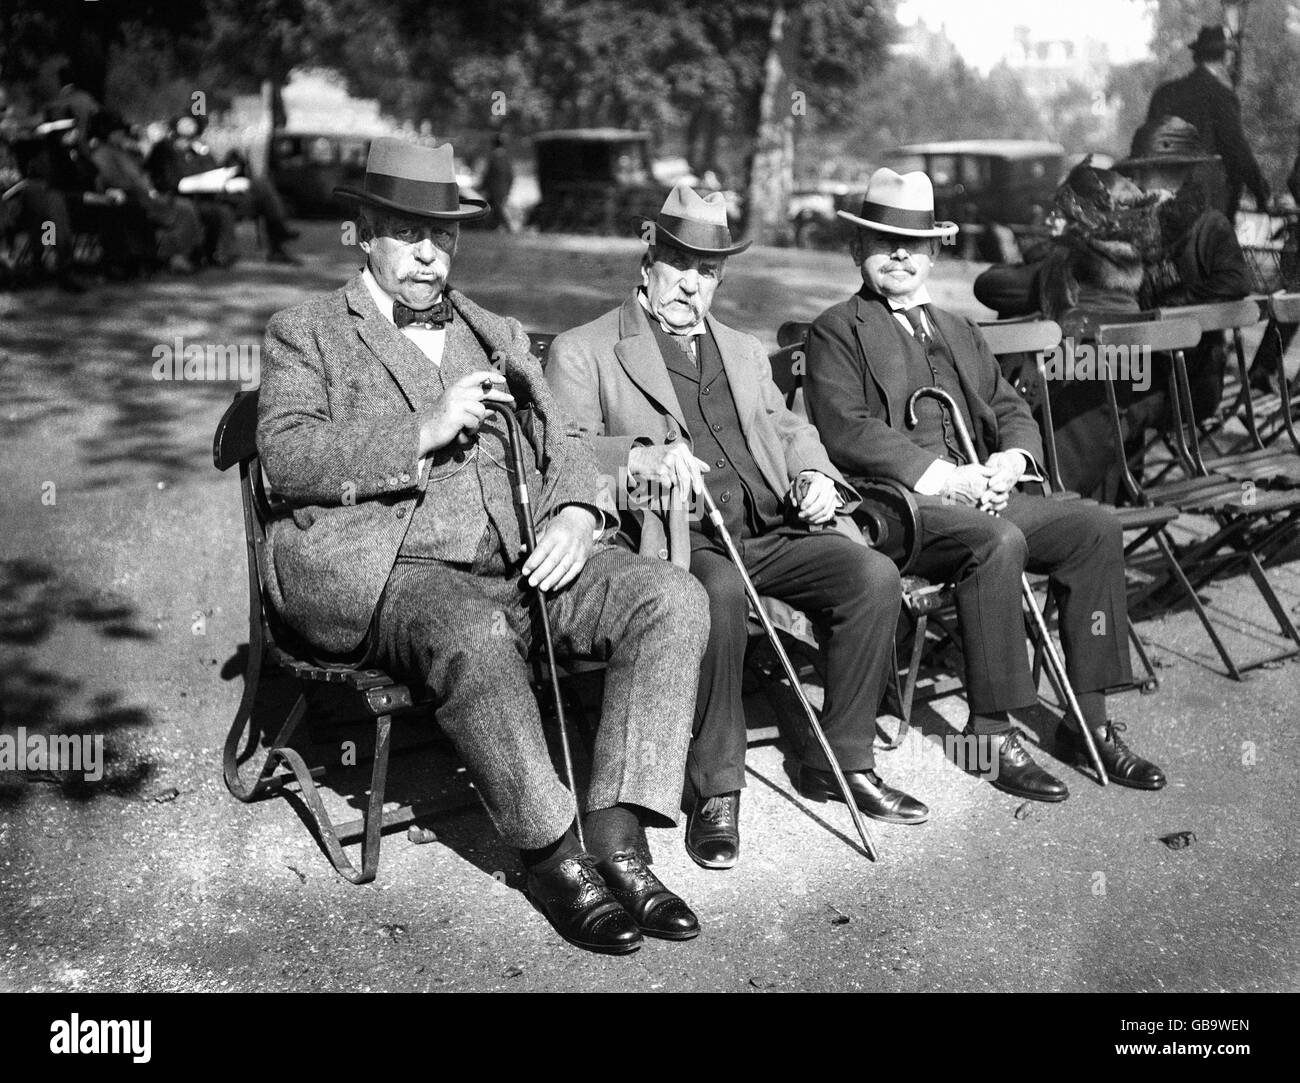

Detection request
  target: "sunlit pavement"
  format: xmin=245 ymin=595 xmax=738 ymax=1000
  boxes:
xmin=1 ymin=224 xmax=1297 ymax=992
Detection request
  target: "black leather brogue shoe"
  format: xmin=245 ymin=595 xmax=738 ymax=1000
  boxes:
xmin=597 ymin=850 xmax=700 ymax=941
xmin=1060 ymin=720 xmax=1167 ymax=790
xmin=963 ymin=725 xmax=1069 ymax=803
xmin=686 ymin=791 xmax=740 ymax=869
xmin=526 ymin=854 xmax=643 ymax=955
xmin=798 ymin=765 xmax=929 ymax=824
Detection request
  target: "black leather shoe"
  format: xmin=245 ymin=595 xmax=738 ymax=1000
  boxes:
xmin=1060 ymin=720 xmax=1167 ymax=790
xmin=963 ymin=725 xmax=1069 ymax=803
xmin=526 ymin=854 xmax=642 ymax=955
xmin=597 ymin=851 xmax=700 ymax=941
xmin=686 ymin=791 xmax=740 ymax=869
xmin=797 ymin=765 xmax=929 ymax=824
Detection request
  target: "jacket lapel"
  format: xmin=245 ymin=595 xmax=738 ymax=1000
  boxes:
xmin=852 ymin=291 xmax=911 ymax=428
xmin=615 ymin=295 xmax=689 ymax=434
xmin=709 ymin=317 xmax=759 ymax=441
xmin=344 ymin=273 xmax=435 ymax=410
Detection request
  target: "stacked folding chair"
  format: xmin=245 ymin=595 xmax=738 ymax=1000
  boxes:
xmin=1089 ymin=317 xmax=1300 ymax=678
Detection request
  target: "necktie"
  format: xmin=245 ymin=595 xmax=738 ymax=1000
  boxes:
xmin=394 ymin=297 xmax=454 ymax=329
xmin=901 ymin=304 xmax=931 ymax=347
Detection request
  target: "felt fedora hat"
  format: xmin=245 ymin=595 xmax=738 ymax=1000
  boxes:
xmin=1188 ymin=25 xmax=1231 ymax=56
xmin=334 ymin=137 xmax=488 ymax=220
xmin=635 ymin=179 xmax=751 ymax=256
xmin=837 ymin=168 xmax=958 ymax=239
xmin=1115 ymin=115 xmax=1219 ymax=174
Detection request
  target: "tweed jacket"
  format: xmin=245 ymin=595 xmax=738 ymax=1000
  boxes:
xmin=547 ymin=294 xmax=863 ymax=556
xmin=804 ymin=290 xmax=1045 ymax=490
xmin=256 ymin=272 xmax=615 ymax=656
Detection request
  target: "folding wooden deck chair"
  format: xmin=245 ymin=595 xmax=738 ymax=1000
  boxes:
xmin=1144 ymin=299 xmax=1300 ymax=492
xmin=1091 ymin=317 xmax=1300 ymax=678
xmin=1246 ymin=293 xmax=1300 ymax=448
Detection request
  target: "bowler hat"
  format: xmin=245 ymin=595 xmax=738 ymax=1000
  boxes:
xmin=334 ymin=137 xmax=488 ymax=221
xmin=1114 ymin=115 xmax=1219 ymax=174
xmin=837 ymin=167 xmax=958 ymax=239
xmin=1188 ymin=25 xmax=1230 ymax=59
xmin=635 ymin=180 xmax=751 ymax=257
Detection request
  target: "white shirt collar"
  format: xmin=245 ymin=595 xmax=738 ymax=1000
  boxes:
xmin=637 ymin=289 xmax=707 ymax=339
xmin=884 ymin=285 xmax=933 ymax=313
xmin=361 ymin=266 xmax=446 ymax=327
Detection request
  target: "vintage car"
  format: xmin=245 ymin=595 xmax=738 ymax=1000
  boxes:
xmin=791 ymin=139 xmax=1067 ymax=259
xmin=527 ymin=128 xmax=668 ymax=234
xmin=269 ymin=132 xmax=371 ymax=217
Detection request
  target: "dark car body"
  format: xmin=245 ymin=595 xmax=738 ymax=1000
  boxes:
xmin=528 ymin=128 xmax=666 ymax=234
xmin=269 ymin=132 xmax=371 ymax=217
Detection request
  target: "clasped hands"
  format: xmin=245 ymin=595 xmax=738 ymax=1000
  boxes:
xmin=941 ymin=450 xmax=1025 ymax=514
xmin=627 ymin=441 xmax=837 ymax=524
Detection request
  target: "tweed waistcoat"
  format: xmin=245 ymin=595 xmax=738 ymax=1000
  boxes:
xmin=398 ymin=317 xmax=539 ymax=563
xmin=900 ymin=309 xmax=974 ymax=466
xmin=651 ymin=320 xmax=783 ymax=540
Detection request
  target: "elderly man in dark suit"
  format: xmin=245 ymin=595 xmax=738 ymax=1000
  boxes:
xmin=805 ymin=168 xmax=1167 ymax=804
xmin=548 ymin=182 xmax=913 ymax=873
xmin=256 ymin=138 xmax=710 ymax=955
xmin=1146 ymin=25 xmax=1269 ymax=218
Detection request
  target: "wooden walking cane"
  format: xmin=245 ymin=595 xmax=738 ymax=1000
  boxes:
xmin=692 ymin=481 xmax=880 ymax=861
xmin=904 ymin=387 xmax=1109 ymax=785
xmin=483 ymin=398 xmax=589 ymax=847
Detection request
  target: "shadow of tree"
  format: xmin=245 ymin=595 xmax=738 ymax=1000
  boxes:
xmin=0 ymin=558 xmax=157 ymax=806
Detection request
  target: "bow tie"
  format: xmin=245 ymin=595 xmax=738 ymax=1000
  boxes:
xmin=393 ymin=298 xmax=453 ymax=329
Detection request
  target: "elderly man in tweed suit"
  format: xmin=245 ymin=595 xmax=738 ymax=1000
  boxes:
xmin=549 ymin=182 xmax=915 ymax=875
xmin=256 ymin=138 xmax=710 ymax=955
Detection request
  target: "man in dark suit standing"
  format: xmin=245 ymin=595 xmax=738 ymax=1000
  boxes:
xmin=1146 ymin=25 xmax=1270 ymax=218
xmin=257 ymin=138 xmax=710 ymax=955
xmin=804 ymin=168 xmax=1167 ymax=803
xmin=549 ymin=182 xmax=916 ymax=873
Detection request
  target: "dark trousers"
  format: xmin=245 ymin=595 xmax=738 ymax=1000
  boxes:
xmin=908 ymin=492 xmax=1131 ymax=722
xmin=365 ymin=546 xmax=709 ymax=850
xmin=687 ymin=530 xmax=901 ymax=797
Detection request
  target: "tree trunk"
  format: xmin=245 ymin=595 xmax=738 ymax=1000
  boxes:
xmin=744 ymin=2 xmax=802 ymax=246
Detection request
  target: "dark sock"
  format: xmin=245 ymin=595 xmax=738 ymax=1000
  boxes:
xmin=519 ymin=825 xmax=581 ymax=876
xmin=583 ymin=804 xmax=640 ymax=860
xmin=1076 ymin=692 xmax=1107 ymax=730
xmin=969 ymin=710 xmax=1013 ymax=735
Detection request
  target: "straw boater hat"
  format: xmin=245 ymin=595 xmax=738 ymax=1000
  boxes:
xmin=1114 ymin=115 xmax=1219 ymax=174
xmin=334 ymin=137 xmax=488 ymax=221
xmin=635 ymin=180 xmax=751 ymax=257
xmin=837 ymin=167 xmax=958 ymax=239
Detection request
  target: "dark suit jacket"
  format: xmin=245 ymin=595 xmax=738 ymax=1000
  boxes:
xmin=256 ymin=272 xmax=613 ymax=656
xmin=1147 ymin=66 xmax=1269 ymax=209
xmin=804 ymin=290 xmax=1044 ymax=490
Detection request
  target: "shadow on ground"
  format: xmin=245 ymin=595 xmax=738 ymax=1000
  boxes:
xmin=0 ymin=557 xmax=156 ymax=805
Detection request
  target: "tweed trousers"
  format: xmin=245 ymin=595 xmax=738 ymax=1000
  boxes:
xmin=365 ymin=543 xmax=710 ymax=849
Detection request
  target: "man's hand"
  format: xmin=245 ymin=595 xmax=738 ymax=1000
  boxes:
xmin=627 ymin=441 xmax=710 ymax=496
xmin=980 ymin=451 xmax=1025 ymax=514
xmin=940 ymin=463 xmax=995 ymax=508
xmin=419 ymin=371 xmax=515 ymax=454
xmin=524 ymin=505 xmax=597 ymax=592
xmin=791 ymin=470 xmax=838 ymax=525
